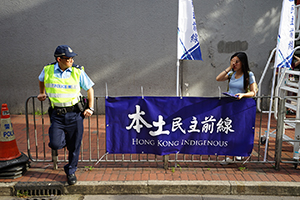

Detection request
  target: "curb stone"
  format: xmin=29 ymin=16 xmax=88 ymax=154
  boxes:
xmin=0 ymin=183 xmax=15 ymax=196
xmin=1 ymin=181 xmax=300 ymax=196
xmin=230 ymin=181 xmax=300 ymax=196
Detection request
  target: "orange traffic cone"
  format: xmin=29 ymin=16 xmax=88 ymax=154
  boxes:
xmin=0 ymin=103 xmax=21 ymax=161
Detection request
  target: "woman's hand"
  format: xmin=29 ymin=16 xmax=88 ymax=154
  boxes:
xmin=235 ymin=93 xmax=243 ymax=99
xmin=216 ymin=66 xmax=232 ymax=81
xmin=235 ymin=90 xmax=256 ymax=99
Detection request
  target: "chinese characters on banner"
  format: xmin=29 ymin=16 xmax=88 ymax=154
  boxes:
xmin=106 ymin=97 xmax=256 ymax=156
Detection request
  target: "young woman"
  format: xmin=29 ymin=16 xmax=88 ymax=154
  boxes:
xmin=216 ymin=52 xmax=257 ymax=164
xmin=216 ymin=52 xmax=257 ymax=99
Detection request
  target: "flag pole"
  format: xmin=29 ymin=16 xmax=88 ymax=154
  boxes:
xmin=177 ymin=0 xmax=202 ymax=96
xmin=263 ymin=0 xmax=295 ymax=161
xmin=263 ymin=65 xmax=277 ymax=162
xmin=176 ymin=59 xmax=180 ymax=96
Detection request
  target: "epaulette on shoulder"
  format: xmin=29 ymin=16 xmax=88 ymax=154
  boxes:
xmin=72 ymin=64 xmax=83 ymax=70
xmin=44 ymin=62 xmax=56 ymax=67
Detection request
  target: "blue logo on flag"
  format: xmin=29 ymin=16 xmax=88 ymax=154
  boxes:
xmin=177 ymin=0 xmax=202 ymax=60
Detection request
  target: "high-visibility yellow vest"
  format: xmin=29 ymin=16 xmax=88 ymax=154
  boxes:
xmin=44 ymin=63 xmax=83 ymax=108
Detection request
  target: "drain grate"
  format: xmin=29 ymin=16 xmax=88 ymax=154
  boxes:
xmin=15 ymin=181 xmax=64 ymax=197
xmin=15 ymin=196 xmax=60 ymax=200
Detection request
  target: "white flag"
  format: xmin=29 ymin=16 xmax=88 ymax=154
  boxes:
xmin=177 ymin=0 xmax=202 ymax=60
xmin=274 ymin=0 xmax=295 ymax=68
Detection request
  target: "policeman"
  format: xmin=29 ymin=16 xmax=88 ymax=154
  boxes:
xmin=37 ymin=45 xmax=94 ymax=185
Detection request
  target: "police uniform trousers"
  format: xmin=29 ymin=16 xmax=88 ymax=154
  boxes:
xmin=48 ymin=110 xmax=84 ymax=175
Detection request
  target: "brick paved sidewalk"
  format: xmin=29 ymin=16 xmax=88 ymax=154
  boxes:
xmin=0 ymin=114 xmax=299 ymax=184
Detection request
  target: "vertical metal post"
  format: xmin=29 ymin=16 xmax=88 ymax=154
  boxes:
xmin=176 ymin=60 xmax=180 ymax=96
xmin=275 ymin=97 xmax=285 ymax=170
xmin=89 ymin=117 xmax=91 ymax=161
xmin=264 ymin=67 xmax=278 ymax=161
xmin=163 ymin=155 xmax=169 ymax=170
xmin=257 ymin=96 xmax=264 ymax=161
xmin=52 ymin=149 xmax=58 ymax=170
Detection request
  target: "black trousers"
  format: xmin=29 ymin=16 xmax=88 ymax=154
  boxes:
xmin=48 ymin=110 xmax=84 ymax=175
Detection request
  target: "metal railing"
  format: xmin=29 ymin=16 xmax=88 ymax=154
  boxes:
xmin=24 ymin=96 xmax=296 ymax=170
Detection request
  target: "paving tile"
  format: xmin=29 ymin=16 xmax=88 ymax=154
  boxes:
xmin=226 ymin=174 xmax=237 ymax=181
xmin=117 ymin=174 xmax=126 ymax=181
xmin=125 ymin=174 xmax=134 ymax=181
xmin=203 ymin=174 xmax=213 ymax=181
xmin=141 ymin=173 xmax=149 ymax=181
xmin=249 ymin=174 xmax=262 ymax=181
xmin=101 ymin=174 xmax=111 ymax=181
xmin=218 ymin=174 xmax=228 ymax=181
xmin=149 ymin=173 xmax=157 ymax=180
xmin=233 ymin=174 xmax=245 ymax=181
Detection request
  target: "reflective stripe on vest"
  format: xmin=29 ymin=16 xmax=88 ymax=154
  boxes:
xmin=44 ymin=64 xmax=82 ymax=108
xmin=51 ymin=96 xmax=81 ymax=107
xmin=45 ymin=83 xmax=80 ymax=90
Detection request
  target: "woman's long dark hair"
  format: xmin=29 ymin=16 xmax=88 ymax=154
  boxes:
xmin=230 ymin=52 xmax=250 ymax=91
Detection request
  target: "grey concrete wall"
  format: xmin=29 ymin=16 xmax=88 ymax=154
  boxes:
xmin=182 ymin=0 xmax=280 ymax=97
xmin=0 ymin=0 xmax=281 ymax=114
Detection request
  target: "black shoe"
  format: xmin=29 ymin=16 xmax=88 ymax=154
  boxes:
xmin=67 ymin=174 xmax=77 ymax=185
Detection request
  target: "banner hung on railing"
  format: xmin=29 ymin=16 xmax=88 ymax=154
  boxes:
xmin=105 ymin=97 xmax=256 ymax=156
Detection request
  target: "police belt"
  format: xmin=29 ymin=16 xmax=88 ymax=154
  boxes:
xmin=53 ymin=104 xmax=80 ymax=115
